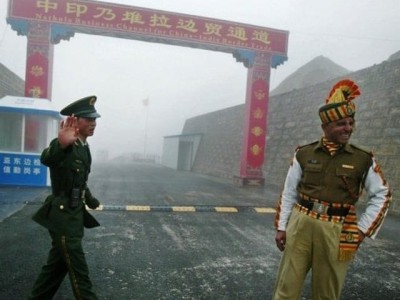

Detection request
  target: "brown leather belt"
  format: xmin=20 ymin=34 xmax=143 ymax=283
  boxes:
xmin=298 ymin=198 xmax=349 ymax=217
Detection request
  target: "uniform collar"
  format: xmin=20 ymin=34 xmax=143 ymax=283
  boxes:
xmin=76 ymin=138 xmax=88 ymax=146
xmin=313 ymin=138 xmax=354 ymax=154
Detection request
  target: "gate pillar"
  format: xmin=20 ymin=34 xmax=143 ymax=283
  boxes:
xmin=234 ymin=52 xmax=271 ymax=186
xmin=25 ymin=22 xmax=54 ymax=99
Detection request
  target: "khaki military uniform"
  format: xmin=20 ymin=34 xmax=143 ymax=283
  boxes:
xmin=28 ymin=138 xmax=100 ymax=300
xmin=273 ymin=140 xmax=391 ymax=300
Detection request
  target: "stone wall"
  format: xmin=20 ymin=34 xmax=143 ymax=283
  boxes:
xmin=0 ymin=63 xmax=24 ymax=98
xmin=182 ymin=105 xmax=244 ymax=179
xmin=182 ymin=58 xmax=400 ymax=214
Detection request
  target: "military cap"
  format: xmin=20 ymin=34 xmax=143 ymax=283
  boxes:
xmin=60 ymin=95 xmax=101 ymax=118
xmin=319 ymin=79 xmax=360 ymax=124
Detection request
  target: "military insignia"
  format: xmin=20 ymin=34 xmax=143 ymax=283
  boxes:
xmin=307 ymin=159 xmax=319 ymax=164
xmin=345 ymin=233 xmax=354 ymax=242
xmin=312 ymin=203 xmax=327 ymax=214
xmin=89 ymin=97 xmax=96 ymax=105
xmin=346 ymin=104 xmax=354 ymax=115
xmin=342 ymin=164 xmax=354 ymax=169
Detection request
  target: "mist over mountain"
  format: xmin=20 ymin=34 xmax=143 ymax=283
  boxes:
xmin=388 ymin=50 xmax=400 ymax=61
xmin=270 ymin=55 xmax=350 ymax=96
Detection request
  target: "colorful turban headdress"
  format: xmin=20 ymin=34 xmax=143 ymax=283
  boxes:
xmin=319 ymin=79 xmax=361 ymax=124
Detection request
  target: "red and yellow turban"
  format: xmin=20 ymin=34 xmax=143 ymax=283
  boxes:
xmin=319 ymin=79 xmax=361 ymax=124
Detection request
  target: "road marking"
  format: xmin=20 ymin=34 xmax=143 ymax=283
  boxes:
xmin=172 ymin=206 xmax=196 ymax=212
xmin=126 ymin=205 xmax=151 ymax=211
xmin=215 ymin=206 xmax=238 ymax=213
xmin=254 ymin=207 xmax=276 ymax=213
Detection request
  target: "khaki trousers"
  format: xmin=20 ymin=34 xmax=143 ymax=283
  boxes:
xmin=272 ymin=208 xmax=351 ymax=300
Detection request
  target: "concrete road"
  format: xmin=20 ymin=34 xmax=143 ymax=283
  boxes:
xmin=0 ymin=161 xmax=399 ymax=299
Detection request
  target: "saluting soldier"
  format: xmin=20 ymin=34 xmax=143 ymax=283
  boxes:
xmin=272 ymin=80 xmax=392 ymax=300
xmin=28 ymin=96 xmax=101 ymax=300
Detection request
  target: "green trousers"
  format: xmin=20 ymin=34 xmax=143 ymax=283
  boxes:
xmin=272 ymin=208 xmax=351 ymax=300
xmin=28 ymin=231 xmax=98 ymax=300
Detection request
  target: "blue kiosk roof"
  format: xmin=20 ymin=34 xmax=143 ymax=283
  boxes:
xmin=0 ymin=96 xmax=61 ymax=118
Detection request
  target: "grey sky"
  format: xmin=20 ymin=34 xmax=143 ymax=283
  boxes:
xmin=1 ymin=0 xmax=399 ymax=158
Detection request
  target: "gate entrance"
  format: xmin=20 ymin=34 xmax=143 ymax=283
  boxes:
xmin=7 ymin=0 xmax=288 ymax=186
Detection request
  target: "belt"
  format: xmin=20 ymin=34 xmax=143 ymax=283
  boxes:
xmin=53 ymin=190 xmax=67 ymax=197
xmin=53 ymin=190 xmax=85 ymax=199
xmin=298 ymin=198 xmax=349 ymax=217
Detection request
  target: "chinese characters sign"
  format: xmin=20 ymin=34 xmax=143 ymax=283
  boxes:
xmin=0 ymin=153 xmax=47 ymax=186
xmin=8 ymin=0 xmax=288 ymax=54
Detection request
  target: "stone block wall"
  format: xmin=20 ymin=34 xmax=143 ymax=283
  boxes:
xmin=182 ymin=58 xmax=400 ymax=214
xmin=182 ymin=105 xmax=244 ymax=179
xmin=0 ymin=63 xmax=24 ymax=98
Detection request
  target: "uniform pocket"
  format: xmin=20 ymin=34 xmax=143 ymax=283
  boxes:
xmin=303 ymin=163 xmax=323 ymax=186
xmin=336 ymin=167 xmax=357 ymax=179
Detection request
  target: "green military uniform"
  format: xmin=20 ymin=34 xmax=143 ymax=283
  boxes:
xmin=28 ymin=96 xmax=101 ymax=300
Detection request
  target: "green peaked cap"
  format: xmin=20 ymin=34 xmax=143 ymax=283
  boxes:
xmin=60 ymin=95 xmax=101 ymax=118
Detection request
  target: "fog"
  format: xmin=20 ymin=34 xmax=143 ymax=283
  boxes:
xmin=1 ymin=0 xmax=399 ymax=159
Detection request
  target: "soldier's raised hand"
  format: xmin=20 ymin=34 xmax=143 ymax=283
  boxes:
xmin=58 ymin=115 xmax=79 ymax=149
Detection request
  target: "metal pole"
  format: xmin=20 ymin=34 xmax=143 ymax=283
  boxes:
xmin=143 ymin=101 xmax=149 ymax=158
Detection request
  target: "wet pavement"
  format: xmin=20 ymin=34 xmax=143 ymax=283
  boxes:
xmin=0 ymin=161 xmax=399 ymax=299
xmin=0 ymin=186 xmax=49 ymax=221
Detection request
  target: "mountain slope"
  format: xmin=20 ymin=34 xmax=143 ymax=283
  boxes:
xmin=271 ymin=56 xmax=350 ymax=96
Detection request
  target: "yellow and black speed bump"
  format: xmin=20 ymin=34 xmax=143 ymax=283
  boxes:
xmin=93 ymin=204 xmax=276 ymax=214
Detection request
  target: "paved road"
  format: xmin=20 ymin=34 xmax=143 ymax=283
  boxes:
xmin=0 ymin=161 xmax=399 ymax=299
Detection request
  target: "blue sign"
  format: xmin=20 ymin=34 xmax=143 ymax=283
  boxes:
xmin=0 ymin=152 xmax=47 ymax=186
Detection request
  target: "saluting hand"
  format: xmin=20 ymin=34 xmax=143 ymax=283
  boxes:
xmin=58 ymin=115 xmax=79 ymax=149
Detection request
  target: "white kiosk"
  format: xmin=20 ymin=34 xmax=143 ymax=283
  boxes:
xmin=0 ymin=96 xmax=60 ymax=187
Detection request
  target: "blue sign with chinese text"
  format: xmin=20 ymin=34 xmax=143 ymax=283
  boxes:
xmin=0 ymin=152 xmax=47 ymax=186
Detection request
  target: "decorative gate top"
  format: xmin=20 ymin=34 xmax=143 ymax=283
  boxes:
xmin=7 ymin=0 xmax=288 ymax=67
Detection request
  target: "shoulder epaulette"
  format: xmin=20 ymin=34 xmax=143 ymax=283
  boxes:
xmin=296 ymin=140 xmax=318 ymax=151
xmin=349 ymin=144 xmax=373 ymax=156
